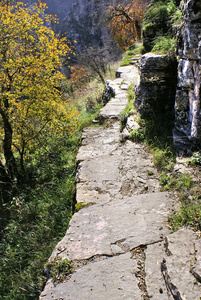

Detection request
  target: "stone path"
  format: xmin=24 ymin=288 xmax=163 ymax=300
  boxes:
xmin=40 ymin=65 xmax=201 ymax=300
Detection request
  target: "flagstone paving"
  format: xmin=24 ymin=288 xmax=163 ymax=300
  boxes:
xmin=40 ymin=65 xmax=201 ymax=300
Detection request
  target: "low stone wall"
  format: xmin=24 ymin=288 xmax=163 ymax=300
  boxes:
xmin=175 ymin=0 xmax=201 ymax=142
xmin=134 ymin=53 xmax=177 ymax=117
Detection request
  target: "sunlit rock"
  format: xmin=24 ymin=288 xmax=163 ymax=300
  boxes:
xmin=175 ymin=0 xmax=201 ymax=143
xmin=134 ymin=53 xmax=177 ymax=116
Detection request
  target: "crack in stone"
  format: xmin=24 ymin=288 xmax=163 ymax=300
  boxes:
xmin=130 ymin=238 xmax=165 ymax=252
xmin=190 ymin=267 xmax=201 ymax=283
xmin=161 ymin=258 xmax=183 ymax=300
xmin=190 ymin=242 xmax=201 ymax=283
xmin=72 ymin=252 xmax=127 ymax=271
xmin=131 ymin=246 xmax=151 ymax=300
xmin=164 ymin=236 xmax=173 ymax=256
xmin=113 ymin=239 xmax=130 ymax=252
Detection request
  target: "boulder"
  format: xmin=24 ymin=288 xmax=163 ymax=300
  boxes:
xmin=134 ymin=53 xmax=177 ymax=116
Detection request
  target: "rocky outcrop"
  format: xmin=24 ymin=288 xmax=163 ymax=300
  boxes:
xmin=134 ymin=53 xmax=177 ymax=116
xmin=175 ymin=0 xmax=201 ymax=143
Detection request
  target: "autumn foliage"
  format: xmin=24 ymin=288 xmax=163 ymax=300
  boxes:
xmin=107 ymin=0 xmax=148 ymax=50
xmin=0 ymin=1 xmax=79 ymax=186
xmin=70 ymin=65 xmax=89 ymax=89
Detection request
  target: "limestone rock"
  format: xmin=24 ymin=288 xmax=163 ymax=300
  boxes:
xmin=40 ymin=253 xmax=142 ymax=300
xmin=134 ymin=53 xmax=177 ymax=116
xmin=175 ymin=0 xmax=201 ymax=143
xmin=145 ymin=228 xmax=201 ymax=300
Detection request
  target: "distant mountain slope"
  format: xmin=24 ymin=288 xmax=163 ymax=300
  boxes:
xmin=19 ymin=0 xmax=123 ymax=49
xmin=20 ymin=0 xmax=77 ymax=32
xmin=61 ymin=0 xmax=112 ymax=49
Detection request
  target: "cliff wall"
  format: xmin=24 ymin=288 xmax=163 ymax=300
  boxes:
xmin=175 ymin=0 xmax=201 ymax=143
xmin=134 ymin=53 xmax=177 ymax=117
xmin=135 ymin=0 xmax=201 ymax=147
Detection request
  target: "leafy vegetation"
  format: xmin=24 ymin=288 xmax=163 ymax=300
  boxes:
xmin=0 ymin=2 xmax=109 ymax=298
xmin=0 ymin=75 xmax=103 ymax=299
xmin=169 ymin=201 xmax=201 ymax=232
xmin=167 ymin=156 xmax=201 ymax=231
xmin=121 ymin=42 xmax=144 ymax=66
xmin=0 ymin=2 xmax=78 ymax=198
xmin=152 ymin=36 xmax=177 ymax=54
xmin=107 ymin=0 xmax=148 ymax=50
xmin=143 ymin=0 xmax=182 ymax=53
xmin=0 ymin=135 xmax=76 ymax=298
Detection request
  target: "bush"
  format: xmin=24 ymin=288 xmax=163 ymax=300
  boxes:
xmin=152 ymin=36 xmax=176 ymax=54
xmin=143 ymin=0 xmax=181 ymax=53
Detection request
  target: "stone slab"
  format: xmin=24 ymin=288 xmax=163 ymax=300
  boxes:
xmin=165 ymin=228 xmax=201 ymax=299
xmin=78 ymin=155 xmax=121 ymax=184
xmin=49 ymin=192 xmax=172 ymax=262
xmin=76 ymin=125 xmax=120 ymax=161
xmin=145 ymin=228 xmax=201 ymax=300
xmin=76 ymin=183 xmax=111 ymax=204
xmin=192 ymin=239 xmax=201 ymax=282
xmin=40 ymin=253 xmax=141 ymax=300
xmin=145 ymin=242 xmax=169 ymax=299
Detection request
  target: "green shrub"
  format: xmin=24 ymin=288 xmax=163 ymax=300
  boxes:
xmin=143 ymin=1 xmax=171 ymax=33
xmin=152 ymin=36 xmax=176 ymax=54
xmin=130 ymin=128 xmax=145 ymax=142
xmin=143 ymin=0 xmax=181 ymax=53
xmin=187 ymin=152 xmax=201 ymax=166
xmin=126 ymin=45 xmax=145 ymax=56
xmin=152 ymin=148 xmax=173 ymax=170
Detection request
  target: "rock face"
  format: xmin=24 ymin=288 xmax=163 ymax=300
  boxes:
xmin=175 ymin=0 xmax=201 ymax=143
xmin=60 ymin=0 xmax=118 ymax=52
xmin=134 ymin=53 xmax=177 ymax=116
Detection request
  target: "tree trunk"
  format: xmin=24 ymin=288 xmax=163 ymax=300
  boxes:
xmin=0 ymin=160 xmax=12 ymax=204
xmin=0 ymin=107 xmax=19 ymax=182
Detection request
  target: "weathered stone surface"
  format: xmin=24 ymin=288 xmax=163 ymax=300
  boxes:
xmin=40 ymin=63 xmax=201 ymax=300
xmin=164 ymin=228 xmax=201 ymax=299
xmin=120 ymin=115 xmax=140 ymax=142
xmin=146 ymin=228 xmax=201 ymax=300
xmin=135 ymin=53 xmax=177 ymax=116
xmin=40 ymin=253 xmax=141 ymax=300
xmin=49 ymin=192 xmax=173 ymax=262
xmin=145 ymin=242 xmax=169 ymax=299
xmin=76 ymin=131 xmax=161 ymax=204
xmin=191 ymin=238 xmax=201 ymax=282
xmin=175 ymin=0 xmax=201 ymax=143
xmin=98 ymin=65 xmax=136 ymax=122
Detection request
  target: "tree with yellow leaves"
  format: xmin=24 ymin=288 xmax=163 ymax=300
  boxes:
xmin=0 ymin=1 xmax=78 ymax=190
xmin=107 ymin=0 xmax=148 ymax=50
